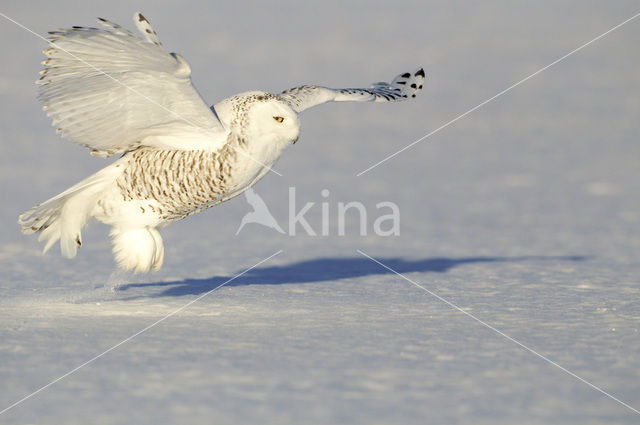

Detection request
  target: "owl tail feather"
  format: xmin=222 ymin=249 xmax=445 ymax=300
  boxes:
xmin=18 ymin=167 xmax=116 ymax=259
xmin=110 ymin=227 xmax=164 ymax=274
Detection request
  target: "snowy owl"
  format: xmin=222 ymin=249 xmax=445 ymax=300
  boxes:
xmin=18 ymin=13 xmax=424 ymax=273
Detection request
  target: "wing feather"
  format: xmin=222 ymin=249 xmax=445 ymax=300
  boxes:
xmin=38 ymin=12 xmax=226 ymax=157
xmin=279 ymin=68 xmax=425 ymax=113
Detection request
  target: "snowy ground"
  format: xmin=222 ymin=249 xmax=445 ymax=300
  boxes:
xmin=1 ymin=1 xmax=640 ymax=424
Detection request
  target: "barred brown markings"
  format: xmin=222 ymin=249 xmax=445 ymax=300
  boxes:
xmin=145 ymin=152 xmax=160 ymax=202
xmin=162 ymin=168 xmax=172 ymax=199
xmin=162 ymin=151 xmax=176 ymax=207
xmin=163 ymin=162 xmax=171 ymax=192
xmin=181 ymin=152 xmax=193 ymax=197
xmin=178 ymin=151 xmax=192 ymax=206
xmin=112 ymin=128 xmax=251 ymax=220
xmin=217 ymin=151 xmax=225 ymax=174
xmin=196 ymin=152 xmax=209 ymax=202
xmin=130 ymin=153 xmax=139 ymax=192
xmin=174 ymin=151 xmax=183 ymax=186
xmin=145 ymin=150 xmax=157 ymax=199
xmin=180 ymin=152 xmax=194 ymax=205
xmin=202 ymin=154 xmax=215 ymax=201
xmin=116 ymin=179 xmax=128 ymax=200
xmin=158 ymin=149 xmax=168 ymax=174
xmin=134 ymin=152 xmax=145 ymax=199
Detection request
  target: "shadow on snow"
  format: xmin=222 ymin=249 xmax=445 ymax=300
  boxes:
xmin=118 ymin=255 xmax=586 ymax=298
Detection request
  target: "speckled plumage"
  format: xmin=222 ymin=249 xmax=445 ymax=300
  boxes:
xmin=113 ymin=144 xmax=238 ymax=221
xmin=18 ymin=12 xmax=423 ymax=272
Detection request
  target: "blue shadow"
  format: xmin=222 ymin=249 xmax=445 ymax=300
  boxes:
xmin=119 ymin=255 xmax=586 ymax=297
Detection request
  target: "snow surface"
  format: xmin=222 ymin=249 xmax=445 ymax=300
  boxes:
xmin=1 ymin=1 xmax=640 ymax=424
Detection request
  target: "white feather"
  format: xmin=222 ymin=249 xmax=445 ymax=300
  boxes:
xmin=110 ymin=227 xmax=164 ymax=273
xmin=39 ymin=16 xmax=227 ymax=157
xmin=279 ymin=68 xmax=425 ymax=113
xmin=19 ymin=164 xmax=121 ymax=257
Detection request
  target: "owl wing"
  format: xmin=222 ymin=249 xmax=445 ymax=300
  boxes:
xmin=39 ymin=12 xmax=227 ymax=157
xmin=279 ymin=68 xmax=424 ymax=113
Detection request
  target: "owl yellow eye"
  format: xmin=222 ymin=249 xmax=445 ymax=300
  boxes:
xmin=273 ymin=116 xmax=284 ymax=123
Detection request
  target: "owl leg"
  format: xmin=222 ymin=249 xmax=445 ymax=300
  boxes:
xmin=110 ymin=226 xmax=165 ymax=273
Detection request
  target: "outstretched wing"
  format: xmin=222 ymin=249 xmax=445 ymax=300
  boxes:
xmin=279 ymin=68 xmax=424 ymax=113
xmin=39 ymin=12 xmax=226 ymax=157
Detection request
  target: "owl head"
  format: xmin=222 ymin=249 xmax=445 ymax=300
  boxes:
xmin=214 ymin=91 xmax=300 ymax=149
